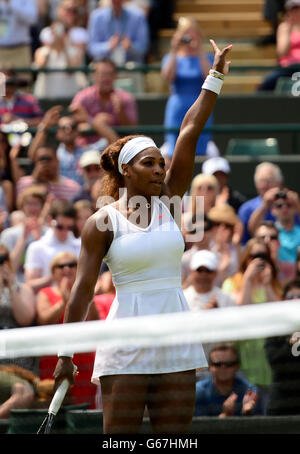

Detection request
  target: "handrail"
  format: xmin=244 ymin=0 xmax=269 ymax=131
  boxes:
xmin=24 ymin=123 xmax=300 ymax=135
xmin=12 ymin=63 xmax=300 ymax=74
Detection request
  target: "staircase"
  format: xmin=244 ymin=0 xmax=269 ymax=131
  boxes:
xmin=156 ymin=0 xmax=278 ymax=94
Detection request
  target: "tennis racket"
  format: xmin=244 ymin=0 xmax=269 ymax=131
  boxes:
xmin=37 ymin=365 xmax=77 ymax=434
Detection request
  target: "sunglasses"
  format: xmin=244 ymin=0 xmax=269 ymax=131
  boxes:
xmin=55 ymin=224 xmax=74 ymax=231
xmin=37 ymin=156 xmax=53 ymax=162
xmin=197 ymin=185 xmax=215 ymax=191
xmin=210 ymin=361 xmax=239 ymax=368
xmin=286 ymin=293 xmax=300 ymax=300
xmin=0 ymin=253 xmax=9 ymax=265
xmin=196 ymin=267 xmax=214 ymax=274
xmin=257 ymin=234 xmax=278 ymax=241
xmin=55 ymin=262 xmax=77 ymax=269
xmin=188 ymin=224 xmax=213 ymax=235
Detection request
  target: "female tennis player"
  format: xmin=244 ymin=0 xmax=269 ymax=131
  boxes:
xmin=54 ymin=40 xmax=232 ymax=434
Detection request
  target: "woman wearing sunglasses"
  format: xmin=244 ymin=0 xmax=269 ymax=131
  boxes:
xmin=36 ymin=251 xmax=99 ymax=409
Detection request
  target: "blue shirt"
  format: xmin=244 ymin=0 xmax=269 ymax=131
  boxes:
xmin=87 ymin=6 xmax=149 ymax=62
xmin=57 ymin=143 xmax=84 ymax=186
xmin=0 ymin=0 xmax=38 ymax=46
xmin=238 ymin=196 xmax=275 ymax=245
xmin=195 ymin=375 xmax=263 ymax=416
xmin=276 ymin=222 xmax=300 ymax=262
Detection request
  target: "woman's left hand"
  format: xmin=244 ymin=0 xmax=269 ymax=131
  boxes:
xmin=210 ymin=39 xmax=232 ymax=75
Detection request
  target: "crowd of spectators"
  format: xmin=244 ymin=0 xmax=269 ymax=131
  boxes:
xmin=0 ymin=0 xmax=300 ymax=425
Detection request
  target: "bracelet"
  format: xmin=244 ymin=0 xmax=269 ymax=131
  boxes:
xmin=202 ymin=75 xmax=224 ymax=95
xmin=209 ymin=69 xmax=225 ymax=80
xmin=57 ymin=350 xmax=74 ymax=359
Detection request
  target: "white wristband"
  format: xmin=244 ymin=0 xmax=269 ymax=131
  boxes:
xmin=202 ymin=75 xmax=224 ymax=95
xmin=58 ymin=350 xmax=74 ymax=359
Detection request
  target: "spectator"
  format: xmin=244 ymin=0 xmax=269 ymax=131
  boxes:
xmin=270 ymin=189 xmax=300 ymax=267
xmin=94 ymin=269 xmax=115 ymax=317
xmin=24 ymin=199 xmax=81 ymax=293
xmin=258 ymin=0 xmax=286 ymax=45
xmin=0 ymin=185 xmax=48 ymax=281
xmin=238 ymin=162 xmax=284 ymax=244
xmin=183 ymin=249 xmax=236 ymax=312
xmin=208 ymin=204 xmax=243 ymax=286
xmin=181 ymin=214 xmax=215 ymax=284
xmin=202 ymin=157 xmax=247 ymax=212
xmin=258 ymin=0 xmax=300 ymax=91
xmin=72 ymin=150 xmax=104 ymax=203
xmin=185 ymin=173 xmax=219 ymax=216
xmin=265 ymin=278 xmax=300 ymax=415
xmin=73 ymin=199 xmax=94 ymax=238
xmin=0 ymin=243 xmax=36 ymax=372
xmin=16 ymin=145 xmax=81 ymax=202
xmin=70 ymin=58 xmax=136 ymax=147
xmin=0 ymin=130 xmax=19 ymax=211
xmin=36 ymin=251 xmax=99 ymax=408
xmin=0 ymin=0 xmax=38 ymax=69
xmin=27 ymin=105 xmax=87 ymax=187
xmin=194 ymin=343 xmax=262 ymax=417
xmin=161 ymin=17 xmax=213 ymax=157
xmin=87 ymin=0 xmax=150 ymax=64
xmin=222 ymin=238 xmax=282 ymax=410
xmin=33 ymin=0 xmax=88 ymax=99
xmin=0 ymin=70 xmax=43 ymax=127
xmin=255 ymin=220 xmax=297 ymax=284
xmin=0 ymin=364 xmax=62 ymax=418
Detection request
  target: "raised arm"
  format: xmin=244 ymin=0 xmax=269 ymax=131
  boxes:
xmin=164 ymin=41 xmax=232 ymax=198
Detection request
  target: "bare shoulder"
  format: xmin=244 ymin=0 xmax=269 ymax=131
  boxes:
xmin=81 ymin=209 xmax=113 ymax=254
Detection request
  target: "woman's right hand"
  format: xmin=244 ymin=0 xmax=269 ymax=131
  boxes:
xmin=53 ymin=357 xmax=76 ymax=390
xmin=244 ymin=258 xmax=265 ymax=282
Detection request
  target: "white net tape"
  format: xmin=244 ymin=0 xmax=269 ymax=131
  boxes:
xmin=1 ymin=300 xmax=300 ymax=359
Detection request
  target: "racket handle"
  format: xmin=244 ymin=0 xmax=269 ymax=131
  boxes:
xmin=49 ymin=379 xmax=69 ymax=416
xmin=49 ymin=365 xmax=78 ymax=415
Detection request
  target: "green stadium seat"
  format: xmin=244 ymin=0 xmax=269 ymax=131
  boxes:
xmin=226 ymin=138 xmax=280 ymax=156
xmin=115 ymin=77 xmax=136 ymax=94
xmin=275 ymin=77 xmax=295 ymax=95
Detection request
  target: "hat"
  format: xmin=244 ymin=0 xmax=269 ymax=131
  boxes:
xmin=190 ymin=250 xmax=219 ymax=271
xmin=79 ymin=150 xmax=101 ymax=168
xmin=202 ymin=157 xmax=231 ymax=175
xmin=285 ymin=0 xmax=300 ymax=9
xmin=208 ymin=204 xmax=239 ymax=227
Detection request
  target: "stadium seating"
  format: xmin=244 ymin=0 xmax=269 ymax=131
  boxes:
xmin=226 ymin=138 xmax=280 ymax=156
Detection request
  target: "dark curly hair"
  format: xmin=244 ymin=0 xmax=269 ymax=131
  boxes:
xmin=98 ymin=135 xmax=146 ymax=201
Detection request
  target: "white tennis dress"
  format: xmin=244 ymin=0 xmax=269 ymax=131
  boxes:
xmin=92 ymin=197 xmax=207 ymax=383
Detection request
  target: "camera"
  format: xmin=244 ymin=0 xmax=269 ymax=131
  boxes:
xmin=181 ymin=34 xmax=192 ymax=44
xmin=275 ymin=191 xmax=287 ymax=200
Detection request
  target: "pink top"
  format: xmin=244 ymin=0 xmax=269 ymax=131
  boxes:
xmin=279 ymin=30 xmax=300 ymax=67
xmin=71 ymin=85 xmax=138 ymax=145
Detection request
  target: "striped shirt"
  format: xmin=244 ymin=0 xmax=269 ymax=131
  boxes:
xmin=0 ymin=92 xmax=43 ymax=122
xmin=16 ymin=175 xmax=81 ymax=202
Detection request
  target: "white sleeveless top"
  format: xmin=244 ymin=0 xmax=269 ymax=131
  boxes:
xmin=92 ymin=197 xmax=207 ymax=382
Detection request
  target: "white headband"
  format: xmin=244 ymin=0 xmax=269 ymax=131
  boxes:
xmin=118 ymin=137 xmax=157 ymax=174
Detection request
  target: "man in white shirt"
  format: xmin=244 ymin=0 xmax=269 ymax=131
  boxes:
xmin=24 ymin=199 xmax=81 ymax=293
xmin=183 ymin=249 xmax=236 ymax=377
xmin=183 ymin=249 xmax=236 ymax=311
